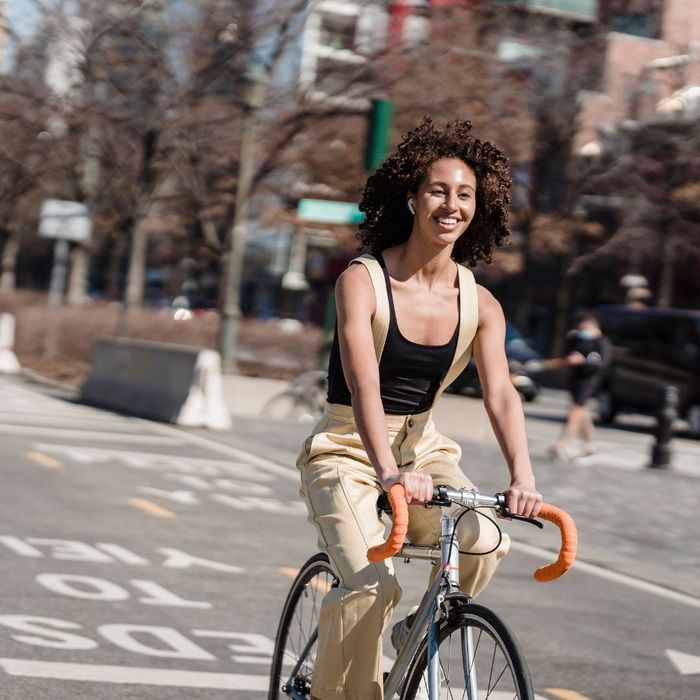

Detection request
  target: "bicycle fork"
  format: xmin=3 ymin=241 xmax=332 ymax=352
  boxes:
xmin=426 ymin=508 xmax=479 ymax=700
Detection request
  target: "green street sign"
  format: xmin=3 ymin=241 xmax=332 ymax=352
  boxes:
xmin=297 ymin=198 xmax=363 ymax=224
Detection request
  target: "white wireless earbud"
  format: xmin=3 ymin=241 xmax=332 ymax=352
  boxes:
xmin=407 ymin=198 xmax=415 ymax=215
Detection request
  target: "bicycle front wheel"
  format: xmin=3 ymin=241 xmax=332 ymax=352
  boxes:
xmin=268 ymin=553 xmax=338 ymax=700
xmin=402 ymin=600 xmax=533 ymax=700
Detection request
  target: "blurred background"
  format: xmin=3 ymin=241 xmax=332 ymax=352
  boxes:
xmin=0 ymin=0 xmax=698 ymax=387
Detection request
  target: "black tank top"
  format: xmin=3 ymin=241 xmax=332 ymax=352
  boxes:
xmin=326 ymin=253 xmax=459 ymax=414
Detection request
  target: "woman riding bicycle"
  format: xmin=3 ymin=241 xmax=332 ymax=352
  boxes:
xmin=296 ymin=117 xmax=542 ymax=700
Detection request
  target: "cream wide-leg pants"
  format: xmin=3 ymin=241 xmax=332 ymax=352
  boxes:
xmin=297 ymin=403 xmax=510 ymax=700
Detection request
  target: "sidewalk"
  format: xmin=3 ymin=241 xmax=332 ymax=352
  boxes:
xmin=220 ymin=373 xmax=291 ymax=419
xmin=220 ymin=374 xmax=700 ymax=477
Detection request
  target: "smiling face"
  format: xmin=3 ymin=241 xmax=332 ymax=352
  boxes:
xmin=411 ymin=157 xmax=477 ymax=248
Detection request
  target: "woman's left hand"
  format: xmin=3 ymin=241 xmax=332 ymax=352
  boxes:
xmin=504 ymin=480 xmax=542 ymax=518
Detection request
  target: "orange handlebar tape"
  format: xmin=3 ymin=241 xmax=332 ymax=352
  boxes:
xmin=533 ymin=503 xmax=578 ymax=582
xmin=367 ymin=484 xmax=409 ymax=563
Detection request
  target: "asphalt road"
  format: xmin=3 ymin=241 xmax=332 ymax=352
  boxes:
xmin=0 ymin=375 xmax=698 ymax=700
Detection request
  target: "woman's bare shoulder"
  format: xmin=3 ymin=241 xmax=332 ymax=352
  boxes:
xmin=476 ymin=284 xmax=504 ymax=325
xmin=336 ymin=262 xmax=376 ymax=312
xmin=337 ymin=260 xmax=373 ymax=289
xmin=476 ymin=284 xmax=499 ymax=308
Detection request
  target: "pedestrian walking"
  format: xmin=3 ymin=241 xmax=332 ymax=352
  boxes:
xmin=548 ymin=310 xmax=607 ymax=464
xmin=296 ymin=117 xmax=542 ymax=700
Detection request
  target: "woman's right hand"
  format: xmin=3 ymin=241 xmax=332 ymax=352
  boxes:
xmin=381 ymin=471 xmax=433 ymax=505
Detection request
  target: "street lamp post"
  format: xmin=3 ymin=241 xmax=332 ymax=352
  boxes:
xmin=220 ymin=68 xmax=268 ymax=374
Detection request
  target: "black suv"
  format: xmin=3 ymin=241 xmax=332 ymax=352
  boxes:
xmin=596 ymin=305 xmax=700 ymax=438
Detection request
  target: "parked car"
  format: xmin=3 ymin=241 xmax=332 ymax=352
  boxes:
xmin=595 ymin=305 xmax=700 ymax=438
xmin=446 ymin=322 xmax=542 ymax=401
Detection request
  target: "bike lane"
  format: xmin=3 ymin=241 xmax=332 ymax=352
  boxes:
xmin=2 ymin=375 xmax=698 ymax=699
xmin=0 ymin=378 xmax=312 ymax=698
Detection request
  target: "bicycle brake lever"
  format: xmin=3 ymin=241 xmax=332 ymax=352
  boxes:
xmin=425 ymin=484 xmax=451 ymax=508
xmin=495 ymin=493 xmax=544 ymax=529
xmin=500 ymin=510 xmax=544 ymax=529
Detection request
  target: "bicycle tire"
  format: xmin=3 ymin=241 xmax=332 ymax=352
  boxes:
xmin=261 ymin=390 xmax=319 ymax=423
xmin=269 ymin=553 xmax=338 ymax=700
xmin=401 ymin=599 xmax=533 ymax=700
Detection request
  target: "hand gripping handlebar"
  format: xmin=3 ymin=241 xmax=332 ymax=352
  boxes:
xmin=366 ymin=485 xmax=578 ymax=582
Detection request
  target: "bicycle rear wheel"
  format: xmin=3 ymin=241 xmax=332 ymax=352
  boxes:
xmin=261 ymin=391 xmax=319 ymax=423
xmin=269 ymin=553 xmax=338 ymax=700
xmin=401 ymin=600 xmax=533 ymax=700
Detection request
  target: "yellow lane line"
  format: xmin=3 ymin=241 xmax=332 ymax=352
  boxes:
xmin=128 ymin=498 xmax=175 ymax=519
xmin=25 ymin=451 xmax=63 ymax=469
xmin=545 ymin=689 xmax=592 ymax=700
xmin=279 ymin=566 xmax=334 ymax=593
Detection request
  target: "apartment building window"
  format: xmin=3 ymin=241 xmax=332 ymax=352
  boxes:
xmin=314 ymin=55 xmax=371 ymax=100
xmin=355 ymin=6 xmax=389 ymax=55
xmin=490 ymin=0 xmax=598 ymax=19
xmin=606 ymin=12 xmax=660 ymax=39
xmin=319 ymin=12 xmax=356 ymax=52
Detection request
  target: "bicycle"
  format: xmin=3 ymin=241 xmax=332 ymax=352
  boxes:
xmin=269 ymin=484 xmax=577 ymax=700
xmin=260 ymin=370 xmax=328 ymax=423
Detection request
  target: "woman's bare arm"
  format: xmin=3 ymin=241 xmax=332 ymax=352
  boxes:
xmin=335 ymin=265 xmax=432 ymax=503
xmin=473 ymin=286 xmax=542 ymax=517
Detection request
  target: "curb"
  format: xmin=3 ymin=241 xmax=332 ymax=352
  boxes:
xmin=19 ymin=367 xmax=79 ymax=395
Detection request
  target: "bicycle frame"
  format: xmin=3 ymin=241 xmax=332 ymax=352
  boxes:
xmin=384 ymin=497 xmax=481 ymax=699
xmin=272 ymin=486 xmax=575 ymax=700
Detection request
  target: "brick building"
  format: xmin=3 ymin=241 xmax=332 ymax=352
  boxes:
xmin=577 ymin=0 xmax=700 ymax=151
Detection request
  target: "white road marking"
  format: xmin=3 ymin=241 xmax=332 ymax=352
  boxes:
xmin=0 ymin=413 xmax=135 ymax=427
xmin=666 ymin=649 xmax=700 ymax=675
xmin=0 ymin=425 xmax=185 ymax=444
xmin=146 ymin=421 xmax=299 ymax=482
xmin=511 ymin=540 xmax=700 ymax=609
xmin=0 ymin=658 xmax=268 ymax=690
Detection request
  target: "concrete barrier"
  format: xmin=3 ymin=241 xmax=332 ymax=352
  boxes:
xmin=80 ymin=337 xmax=232 ymax=430
xmin=0 ymin=313 xmax=21 ymax=374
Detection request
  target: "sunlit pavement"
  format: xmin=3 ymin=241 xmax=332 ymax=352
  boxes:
xmin=1 ymin=373 xmax=698 ymax=699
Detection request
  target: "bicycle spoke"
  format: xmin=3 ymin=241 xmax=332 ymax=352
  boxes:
xmin=403 ymin=605 xmax=531 ymax=700
xmin=270 ymin=557 xmax=337 ymax=699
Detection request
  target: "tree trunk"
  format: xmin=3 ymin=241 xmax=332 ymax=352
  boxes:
xmin=514 ymin=217 xmax=534 ymax=333
xmin=0 ymin=236 xmax=19 ymax=293
xmin=200 ymin=217 xmax=222 ymax=250
xmin=105 ymin=235 xmax=127 ymax=300
xmin=657 ymin=231 xmax=675 ymax=309
xmin=125 ymin=218 xmax=149 ymax=309
xmin=551 ymin=267 xmax=574 ymax=358
xmin=67 ymin=244 xmax=90 ymax=305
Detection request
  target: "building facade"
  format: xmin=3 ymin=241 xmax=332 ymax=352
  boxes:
xmin=577 ymin=0 xmax=700 ymax=151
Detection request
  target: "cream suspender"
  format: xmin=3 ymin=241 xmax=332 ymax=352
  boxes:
xmin=350 ymin=254 xmax=390 ymax=363
xmin=434 ymin=264 xmax=479 ymax=404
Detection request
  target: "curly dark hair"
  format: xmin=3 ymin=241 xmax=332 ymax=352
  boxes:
xmin=358 ymin=117 xmax=512 ymax=266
